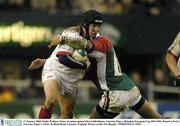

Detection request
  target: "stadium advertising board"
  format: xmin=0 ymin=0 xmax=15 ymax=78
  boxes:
xmin=0 ymin=102 xmax=179 ymax=119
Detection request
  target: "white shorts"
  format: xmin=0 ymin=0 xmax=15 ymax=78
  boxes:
xmin=42 ymin=69 xmax=79 ymax=97
xmin=99 ymin=86 xmax=141 ymax=113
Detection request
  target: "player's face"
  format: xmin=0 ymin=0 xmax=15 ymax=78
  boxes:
xmin=88 ymin=24 xmax=101 ymax=39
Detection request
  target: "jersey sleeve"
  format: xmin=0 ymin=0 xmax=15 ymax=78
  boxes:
xmin=55 ymin=44 xmax=86 ymax=69
xmin=56 ymin=44 xmax=74 ymax=56
xmin=57 ymin=55 xmax=87 ymax=69
xmin=61 ymin=29 xmax=83 ymax=41
xmin=92 ymin=36 xmax=112 ymax=53
xmin=168 ymin=32 xmax=180 ymax=57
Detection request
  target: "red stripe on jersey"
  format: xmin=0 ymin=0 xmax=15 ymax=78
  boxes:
xmin=167 ymin=50 xmax=178 ymax=58
xmin=92 ymin=36 xmax=112 ymax=53
xmin=56 ymin=51 xmax=71 ymax=56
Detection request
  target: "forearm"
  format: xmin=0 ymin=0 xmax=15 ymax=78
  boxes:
xmin=61 ymin=36 xmax=93 ymax=51
xmin=41 ymin=59 xmax=47 ymax=64
xmin=58 ymin=55 xmax=87 ymax=69
xmin=49 ymin=34 xmax=93 ymax=51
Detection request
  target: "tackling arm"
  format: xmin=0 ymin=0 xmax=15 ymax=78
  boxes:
xmin=48 ymin=35 xmax=93 ymax=52
xmin=48 ymin=35 xmax=111 ymax=54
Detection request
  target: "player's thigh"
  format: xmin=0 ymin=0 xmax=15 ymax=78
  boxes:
xmin=44 ymin=79 xmax=60 ymax=99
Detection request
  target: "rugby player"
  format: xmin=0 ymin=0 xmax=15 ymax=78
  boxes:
xmin=29 ymin=30 xmax=90 ymax=119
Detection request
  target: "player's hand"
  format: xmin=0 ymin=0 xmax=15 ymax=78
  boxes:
xmin=28 ymin=58 xmax=46 ymax=70
xmin=48 ymin=35 xmax=61 ymax=48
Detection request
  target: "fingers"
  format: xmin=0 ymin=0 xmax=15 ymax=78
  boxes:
xmin=28 ymin=63 xmax=39 ymax=70
xmin=28 ymin=64 xmax=34 ymax=70
xmin=48 ymin=43 xmax=53 ymax=48
xmin=48 ymin=41 xmax=57 ymax=48
xmin=28 ymin=61 xmax=37 ymax=70
xmin=48 ymin=36 xmax=61 ymax=48
xmin=27 ymin=58 xmax=40 ymax=70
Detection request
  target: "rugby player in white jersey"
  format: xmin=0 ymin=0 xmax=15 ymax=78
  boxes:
xmin=28 ymin=29 xmax=90 ymax=119
xmin=166 ymin=32 xmax=180 ymax=88
xmin=30 ymin=10 xmax=163 ymax=119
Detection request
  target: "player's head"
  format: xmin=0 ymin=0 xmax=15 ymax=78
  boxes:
xmin=80 ymin=10 xmax=103 ymax=40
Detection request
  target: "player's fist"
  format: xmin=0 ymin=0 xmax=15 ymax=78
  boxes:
xmin=48 ymin=35 xmax=62 ymax=48
xmin=28 ymin=58 xmax=46 ymax=70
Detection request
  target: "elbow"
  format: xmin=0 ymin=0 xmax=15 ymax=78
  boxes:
xmin=166 ymin=51 xmax=177 ymax=62
xmin=57 ymin=55 xmax=67 ymax=64
xmin=165 ymin=52 xmax=173 ymax=66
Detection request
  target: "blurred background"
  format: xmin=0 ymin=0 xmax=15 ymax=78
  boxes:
xmin=0 ymin=0 xmax=180 ymax=119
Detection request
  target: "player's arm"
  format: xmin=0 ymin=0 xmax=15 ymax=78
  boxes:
xmin=91 ymin=36 xmax=112 ymax=53
xmin=166 ymin=51 xmax=180 ymax=77
xmin=57 ymin=53 xmax=88 ymax=69
xmin=48 ymin=26 xmax=80 ymax=48
xmin=48 ymin=35 xmax=91 ymax=51
xmin=49 ymin=35 xmax=112 ymax=53
xmin=28 ymin=58 xmax=46 ymax=70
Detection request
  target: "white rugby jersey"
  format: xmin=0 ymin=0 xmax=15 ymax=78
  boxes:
xmin=43 ymin=30 xmax=85 ymax=80
xmin=168 ymin=32 xmax=180 ymax=68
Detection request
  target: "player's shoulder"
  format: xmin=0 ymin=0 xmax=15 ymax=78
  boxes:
xmin=62 ymin=29 xmax=78 ymax=36
xmin=62 ymin=26 xmax=80 ymax=36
